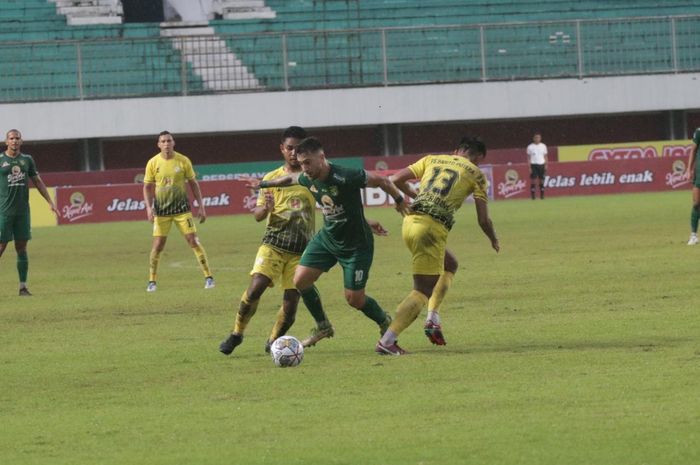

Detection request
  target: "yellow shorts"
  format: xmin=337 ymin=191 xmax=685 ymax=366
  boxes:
xmin=153 ymin=213 xmax=197 ymax=237
xmin=250 ymin=244 xmax=301 ymax=289
xmin=402 ymin=213 xmax=448 ymax=275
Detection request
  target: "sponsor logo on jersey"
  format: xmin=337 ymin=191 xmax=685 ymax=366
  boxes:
xmin=7 ymin=165 xmax=26 ymax=186
xmin=62 ymin=191 xmax=94 ymax=222
xmin=1 ymin=161 xmax=9 ymax=168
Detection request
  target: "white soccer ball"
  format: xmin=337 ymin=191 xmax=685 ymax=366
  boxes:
xmin=270 ymin=335 xmax=304 ymax=368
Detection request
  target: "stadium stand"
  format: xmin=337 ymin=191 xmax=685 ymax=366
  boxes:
xmin=0 ymin=0 xmax=203 ymax=101
xmin=2 ymin=1 xmax=700 ymax=101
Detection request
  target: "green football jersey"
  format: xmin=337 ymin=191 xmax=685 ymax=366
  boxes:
xmin=298 ymin=164 xmax=372 ymax=254
xmin=0 ymin=152 xmax=37 ymax=215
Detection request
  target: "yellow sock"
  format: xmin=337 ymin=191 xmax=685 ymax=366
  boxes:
xmin=149 ymin=249 xmax=161 ymax=282
xmin=390 ymin=290 xmax=429 ymax=336
xmin=192 ymin=244 xmax=212 ymax=277
xmin=428 ymin=271 xmax=454 ymax=314
xmin=233 ymin=290 xmax=259 ymax=334
xmin=268 ymin=304 xmax=291 ymax=342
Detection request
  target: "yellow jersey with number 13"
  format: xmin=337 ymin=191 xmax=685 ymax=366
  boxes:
xmin=144 ymin=151 xmax=196 ymax=217
xmin=408 ymin=154 xmax=488 ymax=230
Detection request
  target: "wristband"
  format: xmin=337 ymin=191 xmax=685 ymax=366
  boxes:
xmin=393 ymin=195 xmax=404 ymax=204
xmin=259 ymin=180 xmax=270 ymax=189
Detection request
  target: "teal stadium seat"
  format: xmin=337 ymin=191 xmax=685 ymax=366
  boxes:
xmin=0 ymin=0 xmax=203 ymax=102
xmin=211 ymin=0 xmax=700 ymax=89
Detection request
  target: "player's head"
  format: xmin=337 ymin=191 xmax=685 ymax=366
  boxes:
xmin=280 ymin=126 xmax=307 ymax=169
xmin=295 ymin=137 xmax=327 ymax=179
xmin=533 ymin=132 xmax=542 ymax=143
xmin=158 ymin=131 xmax=175 ymax=155
xmin=5 ymin=129 xmax=22 ymax=152
xmin=456 ymin=136 xmax=487 ymax=164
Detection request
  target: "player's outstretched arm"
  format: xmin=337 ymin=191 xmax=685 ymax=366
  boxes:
xmin=366 ymin=171 xmax=410 ymax=216
xmin=143 ymin=182 xmax=155 ymax=223
xmin=30 ymin=175 xmax=59 ymax=217
xmin=240 ymin=173 xmax=299 ymax=189
xmin=390 ymin=168 xmax=418 ymax=199
xmin=188 ymin=178 xmax=207 ymax=223
xmin=474 ymin=198 xmax=499 ymax=252
xmin=366 ymin=218 xmax=388 ymax=236
xmin=687 ymin=143 xmax=698 ymax=182
xmin=253 ymin=190 xmax=274 ymax=222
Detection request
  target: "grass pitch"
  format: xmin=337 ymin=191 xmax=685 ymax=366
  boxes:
xmin=1 ymin=190 xmax=699 ymax=465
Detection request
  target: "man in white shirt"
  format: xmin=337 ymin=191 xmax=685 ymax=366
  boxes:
xmin=526 ymin=132 xmax=548 ymax=200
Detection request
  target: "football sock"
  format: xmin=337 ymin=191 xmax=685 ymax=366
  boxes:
xmin=269 ymin=304 xmax=296 ymax=342
xmin=149 ymin=249 xmax=161 ymax=282
xmin=539 ymin=184 xmax=545 ymax=199
xmin=359 ymin=295 xmax=388 ymax=325
xmin=192 ymin=244 xmax=212 ymax=277
xmin=427 ymin=271 xmax=454 ymax=321
xmin=17 ymin=250 xmax=28 ymax=283
xmin=233 ymin=290 xmax=259 ymax=334
xmin=691 ymin=206 xmax=700 ymax=233
xmin=530 ymin=184 xmax=536 ymax=199
xmin=299 ymin=286 xmax=328 ymax=323
xmin=385 ymin=290 xmax=429 ymax=341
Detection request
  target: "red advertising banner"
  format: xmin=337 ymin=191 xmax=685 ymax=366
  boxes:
xmin=492 ymin=157 xmax=690 ymax=200
xmin=364 ymin=148 xmax=558 ymax=171
xmin=55 ymin=180 xmax=255 ymax=225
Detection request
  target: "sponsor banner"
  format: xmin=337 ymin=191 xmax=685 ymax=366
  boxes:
xmin=558 ymin=139 xmax=693 ymax=162
xmin=30 ymin=188 xmax=58 ymax=227
xmin=41 ymin=168 xmax=144 ymax=187
xmin=55 ymin=180 xmax=253 ymax=225
xmin=197 ymin=157 xmax=363 ymax=181
xmin=492 ymin=157 xmax=691 ymax=200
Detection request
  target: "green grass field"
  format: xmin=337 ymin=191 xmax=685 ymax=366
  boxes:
xmin=2 ymin=190 xmax=699 ymax=465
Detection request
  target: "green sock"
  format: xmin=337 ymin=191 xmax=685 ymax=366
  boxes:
xmin=299 ymin=286 xmax=328 ymax=324
xmin=692 ymin=206 xmax=700 ymax=233
xmin=17 ymin=251 xmax=28 ymax=283
xmin=360 ymin=295 xmax=387 ymax=325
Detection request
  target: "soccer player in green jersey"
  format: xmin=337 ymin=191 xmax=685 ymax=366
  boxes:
xmin=245 ymin=137 xmax=410 ymax=347
xmin=219 ymin=126 xmax=316 ymax=356
xmin=0 ymin=129 xmax=59 ymax=296
xmin=143 ymin=131 xmax=214 ymax=291
xmin=686 ymin=127 xmax=700 ymax=245
xmin=377 ymin=137 xmax=499 ymax=355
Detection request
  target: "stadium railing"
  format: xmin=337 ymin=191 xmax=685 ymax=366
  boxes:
xmin=1 ymin=15 xmax=699 ymax=103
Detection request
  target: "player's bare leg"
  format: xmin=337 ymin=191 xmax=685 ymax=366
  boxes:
xmin=220 ymin=273 xmax=270 ymax=355
xmin=266 ymin=289 xmax=300 ymax=353
xmin=185 ymin=233 xmax=214 ymax=288
xmin=689 ymin=187 xmax=700 ymax=245
xmin=294 ymin=265 xmax=334 ymax=347
xmin=425 ymin=250 xmax=457 ymax=345
xmin=377 ymin=274 xmax=438 ymax=355
xmin=147 ymin=236 xmax=167 ymax=292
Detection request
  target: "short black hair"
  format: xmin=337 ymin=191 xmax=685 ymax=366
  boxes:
xmin=159 ymin=130 xmax=172 ymax=137
xmin=296 ymin=137 xmax=324 ymax=155
xmin=457 ymin=136 xmax=486 ymax=157
xmin=281 ymin=126 xmax=307 ymax=141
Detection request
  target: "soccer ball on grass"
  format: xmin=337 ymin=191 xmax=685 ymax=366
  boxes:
xmin=270 ymin=335 xmax=304 ymax=367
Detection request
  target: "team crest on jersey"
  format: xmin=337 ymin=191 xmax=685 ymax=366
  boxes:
xmin=174 ymin=166 xmax=181 ymax=173
xmin=19 ymin=160 xmax=25 ymax=166
xmin=287 ymin=197 xmax=304 ymax=211
xmin=309 ymin=185 xmax=318 ymax=193
xmin=1 ymin=161 xmax=8 ymax=168
xmin=329 ymin=186 xmax=339 ymax=196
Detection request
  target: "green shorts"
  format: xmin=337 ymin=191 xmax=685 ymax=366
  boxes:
xmin=0 ymin=214 xmax=31 ymax=243
xmin=300 ymin=234 xmax=374 ymax=290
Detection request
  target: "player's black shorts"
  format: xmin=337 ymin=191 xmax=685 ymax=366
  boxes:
xmin=530 ymin=164 xmax=546 ymax=180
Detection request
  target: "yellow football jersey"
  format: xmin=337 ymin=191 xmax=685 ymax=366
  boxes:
xmin=144 ymin=151 xmax=196 ymax=216
xmin=257 ymin=166 xmax=316 ymax=254
xmin=408 ymin=154 xmax=487 ymax=230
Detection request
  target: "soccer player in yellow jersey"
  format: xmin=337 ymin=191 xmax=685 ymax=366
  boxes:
xmin=219 ymin=126 xmax=316 ymax=355
xmin=143 ymin=131 xmax=214 ymax=292
xmin=376 ymin=137 xmax=499 ymax=355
